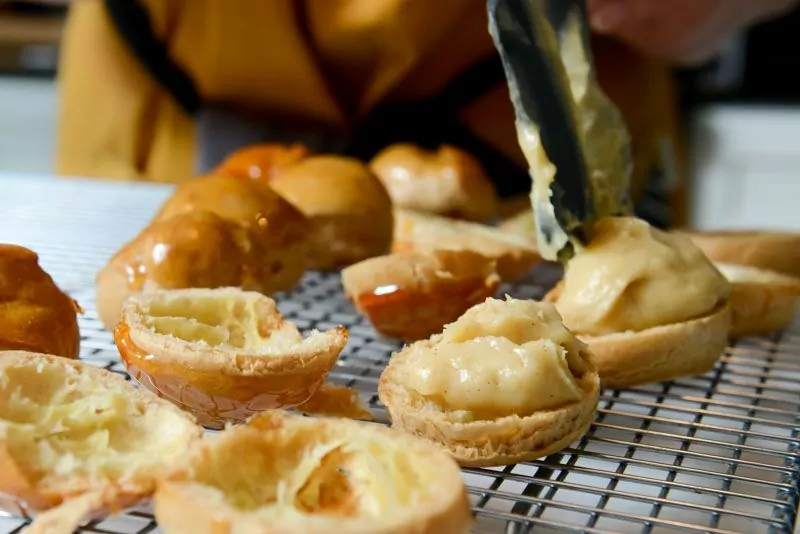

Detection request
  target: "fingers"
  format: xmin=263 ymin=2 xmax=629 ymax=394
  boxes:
xmin=587 ymin=0 xmax=799 ymax=65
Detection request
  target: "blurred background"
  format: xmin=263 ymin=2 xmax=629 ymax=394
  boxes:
xmin=0 ymin=0 xmax=798 ymax=231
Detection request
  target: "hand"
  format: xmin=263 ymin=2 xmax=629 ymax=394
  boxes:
xmin=588 ymin=0 xmax=799 ymax=65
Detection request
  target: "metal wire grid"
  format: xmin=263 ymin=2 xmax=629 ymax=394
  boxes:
xmin=0 ymin=176 xmax=799 ymax=533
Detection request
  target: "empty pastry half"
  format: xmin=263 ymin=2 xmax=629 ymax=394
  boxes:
xmin=342 ymin=249 xmax=501 ymax=341
xmin=547 ymin=217 xmax=732 ymax=389
xmin=0 ymin=351 xmax=201 ymax=531
xmin=715 ymin=263 xmax=800 ymax=338
xmin=682 ymin=229 xmax=800 ymax=279
xmin=114 ymin=287 xmax=348 ymax=429
xmin=154 ymin=411 xmax=472 ymax=534
xmin=379 ymin=297 xmax=600 ymax=467
xmin=392 ymin=209 xmax=540 ymax=282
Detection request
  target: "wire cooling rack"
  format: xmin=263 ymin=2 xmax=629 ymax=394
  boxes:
xmin=1 ymin=175 xmax=799 ymax=534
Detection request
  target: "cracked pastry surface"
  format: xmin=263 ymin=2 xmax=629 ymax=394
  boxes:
xmin=0 ymin=245 xmax=80 ymax=359
xmin=548 ymin=217 xmax=731 ymax=388
xmin=154 ymin=411 xmax=472 ymax=534
xmin=114 ymin=288 xmax=348 ymax=429
xmin=95 ymin=175 xmax=310 ymax=330
xmin=715 ymin=263 xmax=800 ymax=338
xmin=0 ymin=351 xmax=201 ymax=530
xmin=369 ymin=143 xmax=498 ymax=222
xmin=341 ymin=249 xmax=501 ymax=341
xmin=379 ymin=297 xmax=599 ymax=467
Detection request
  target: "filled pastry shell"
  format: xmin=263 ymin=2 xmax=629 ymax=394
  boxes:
xmin=341 ymin=250 xmax=501 ymax=341
xmin=154 ymin=411 xmax=472 ymax=534
xmin=379 ymin=297 xmax=599 ymax=467
xmin=114 ymin=287 xmax=348 ymax=429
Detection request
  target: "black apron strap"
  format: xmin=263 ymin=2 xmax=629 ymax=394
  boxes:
xmin=103 ymin=0 xmax=200 ymax=115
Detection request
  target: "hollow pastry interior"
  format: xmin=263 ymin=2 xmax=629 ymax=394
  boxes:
xmin=392 ymin=297 xmax=593 ymax=422
xmin=155 ymin=412 xmax=470 ymax=533
xmin=0 ymin=351 xmax=200 ymax=502
xmin=117 ymin=288 xmax=348 ymax=428
xmin=555 ymin=217 xmax=730 ymax=336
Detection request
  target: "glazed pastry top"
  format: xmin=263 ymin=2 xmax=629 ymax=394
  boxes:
xmin=556 ymin=217 xmax=730 ymax=336
xmin=393 ymin=298 xmax=590 ymax=420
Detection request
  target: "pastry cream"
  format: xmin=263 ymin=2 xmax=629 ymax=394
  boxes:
xmin=393 ymin=298 xmax=589 ymax=420
xmin=556 ymin=217 xmax=730 ymax=336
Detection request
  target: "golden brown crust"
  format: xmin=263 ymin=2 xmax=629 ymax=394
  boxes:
xmin=154 ymin=411 xmax=472 ymax=534
xmin=213 ymin=143 xmax=311 ymax=182
xmin=0 ymin=351 xmax=201 ymax=524
xmin=683 ymin=230 xmax=800 ymax=279
xmin=716 ymin=263 xmax=800 ymax=338
xmin=369 ymin=144 xmax=498 ymax=222
xmin=379 ymin=343 xmax=600 ymax=467
xmin=577 ymin=304 xmax=732 ymax=389
xmin=95 ymin=175 xmax=310 ymax=330
xmin=0 ymin=244 xmax=80 ymax=359
xmin=392 ymin=209 xmax=540 ymax=282
xmin=268 ymin=156 xmax=394 ymax=270
xmin=115 ymin=288 xmax=348 ymax=429
xmin=342 ymin=250 xmax=501 ymax=341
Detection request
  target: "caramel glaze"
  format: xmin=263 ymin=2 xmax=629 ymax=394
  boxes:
xmin=213 ymin=143 xmax=311 ymax=182
xmin=0 ymin=244 xmax=81 ymax=359
xmin=353 ymin=278 xmax=500 ymax=342
xmin=115 ymin=323 xmax=329 ymax=430
xmin=96 ymin=175 xmax=311 ymax=329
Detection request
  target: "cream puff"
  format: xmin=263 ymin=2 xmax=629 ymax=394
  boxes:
xmin=0 ymin=351 xmax=201 ymax=532
xmin=379 ymin=296 xmax=599 ymax=467
xmin=392 ymin=209 xmax=540 ymax=282
xmin=547 ymin=217 xmax=732 ymax=389
xmin=154 ymin=411 xmax=472 ymax=534
xmin=268 ymin=155 xmax=394 ymax=270
xmin=715 ymin=262 xmax=800 ymax=338
xmin=369 ymin=143 xmax=498 ymax=222
xmin=114 ymin=287 xmax=348 ymax=429
xmin=96 ymin=175 xmax=310 ymax=330
xmin=341 ymin=250 xmax=501 ymax=341
xmin=0 ymin=244 xmax=80 ymax=359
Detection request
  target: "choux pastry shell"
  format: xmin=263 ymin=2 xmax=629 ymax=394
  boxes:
xmin=0 ymin=245 xmax=80 ymax=359
xmin=154 ymin=411 xmax=472 ymax=534
xmin=114 ymin=287 xmax=348 ymax=429
xmin=0 ymin=351 xmax=201 ymax=532
xmin=369 ymin=143 xmax=498 ymax=222
xmin=341 ymin=250 xmax=501 ymax=341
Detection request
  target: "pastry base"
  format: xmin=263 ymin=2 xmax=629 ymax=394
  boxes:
xmin=379 ymin=352 xmax=600 ymax=467
xmin=580 ymin=304 xmax=732 ymax=389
